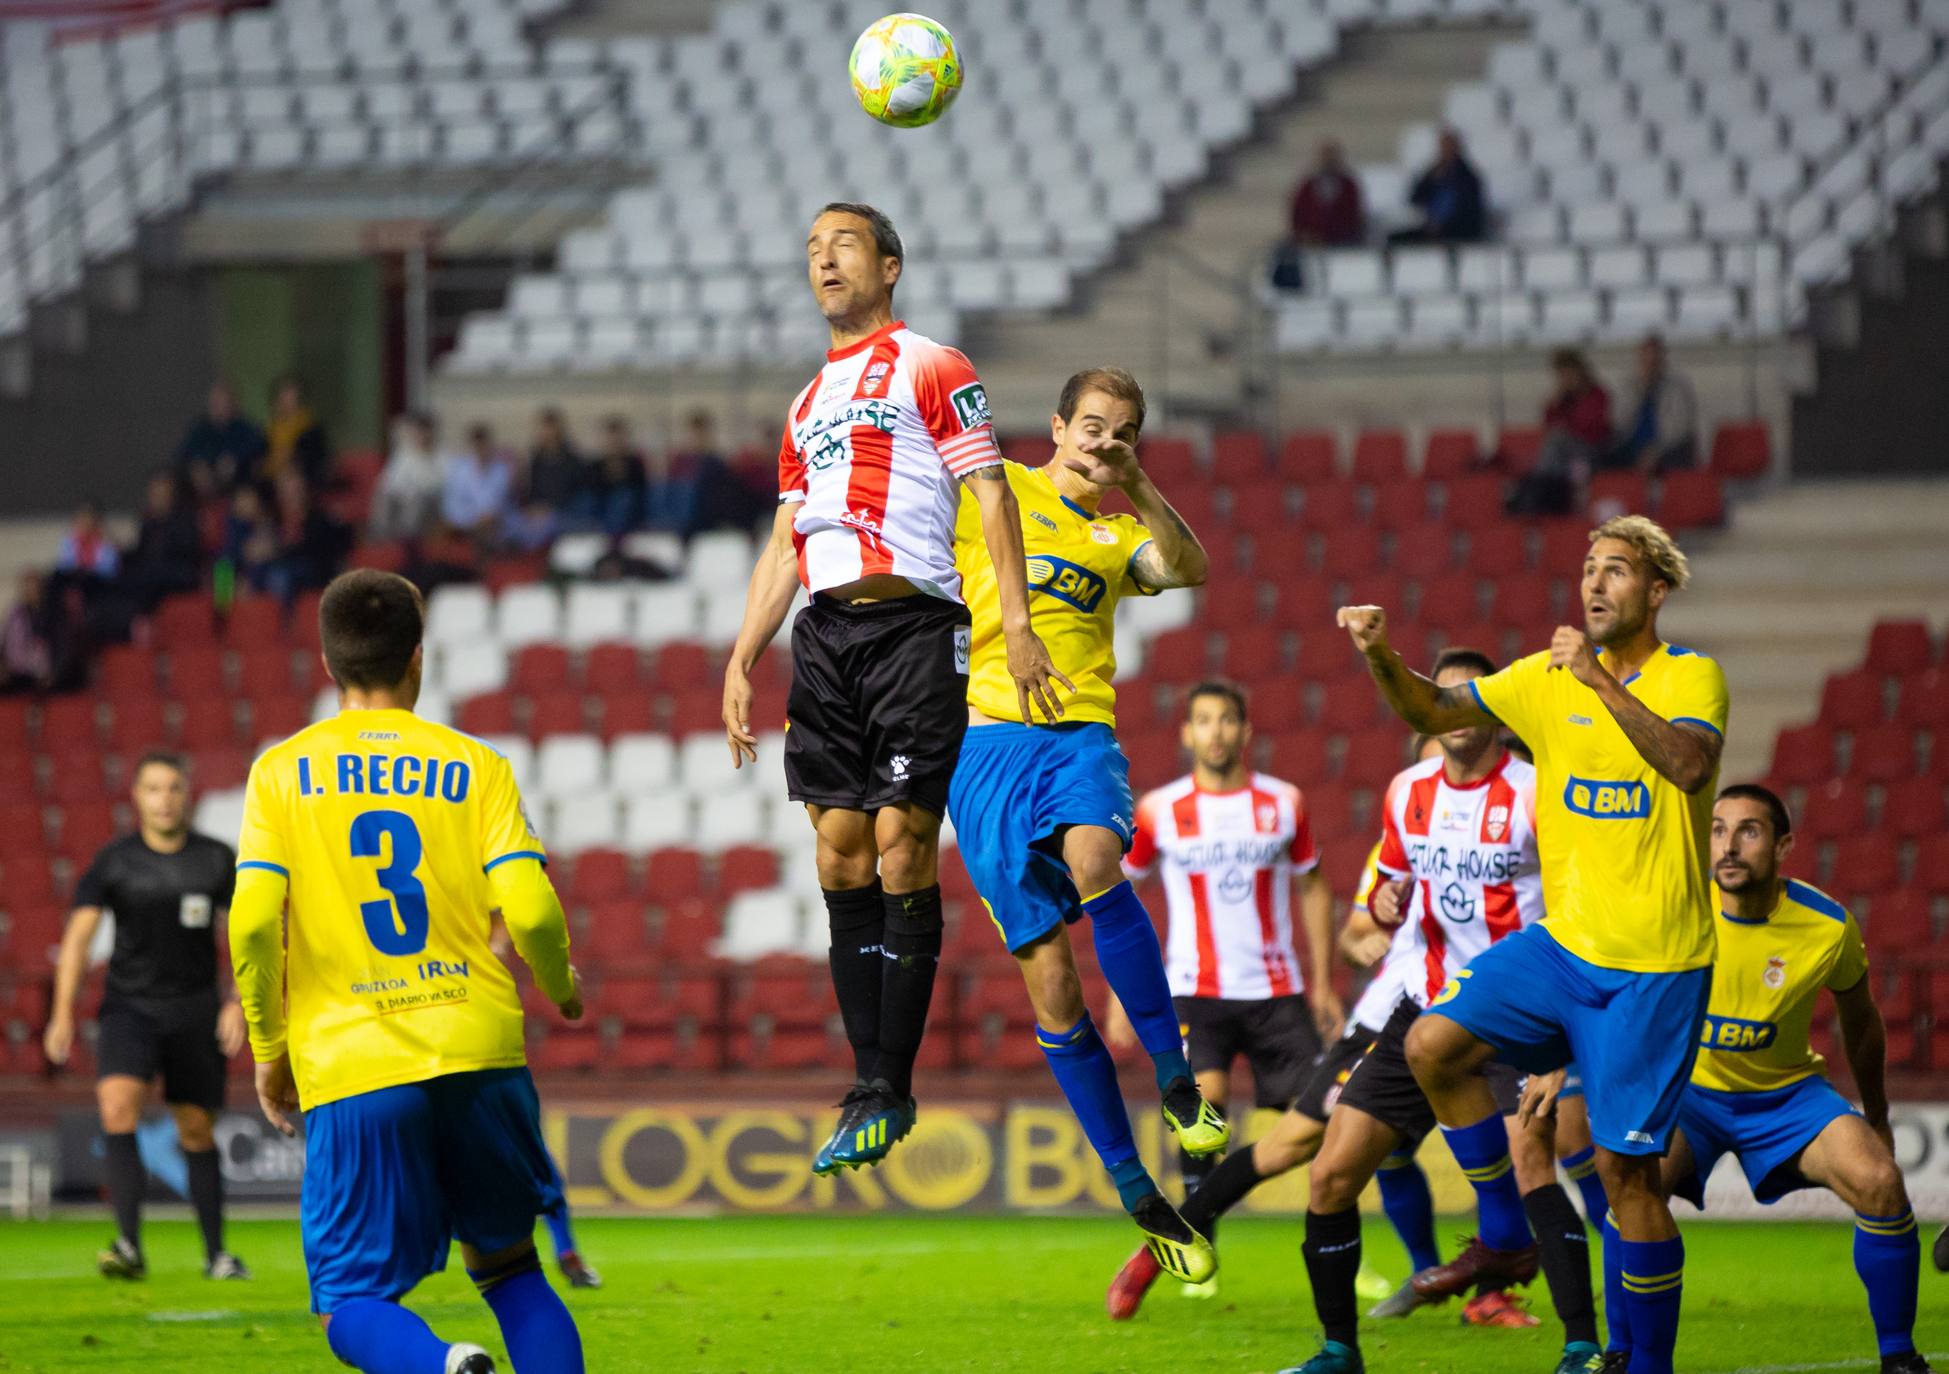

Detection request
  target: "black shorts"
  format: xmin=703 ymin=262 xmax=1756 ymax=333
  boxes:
xmin=1293 ymin=1021 xmax=1385 ymax=1124
xmin=96 ymin=991 xmax=227 ymax=1112
xmin=784 ymin=593 xmax=972 ymax=817
xmin=1334 ymin=998 xmax=1526 ymax=1145
xmin=1175 ymin=993 xmax=1323 ymax=1109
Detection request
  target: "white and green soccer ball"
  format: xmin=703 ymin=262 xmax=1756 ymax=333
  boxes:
xmin=848 ymin=13 xmax=963 ymax=128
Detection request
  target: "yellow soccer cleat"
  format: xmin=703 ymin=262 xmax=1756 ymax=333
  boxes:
xmin=1160 ymin=1077 xmax=1229 ymax=1157
xmin=1131 ymin=1193 xmax=1218 ymax=1285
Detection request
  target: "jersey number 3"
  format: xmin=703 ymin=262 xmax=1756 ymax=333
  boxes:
xmin=349 ymin=811 xmax=430 ymax=956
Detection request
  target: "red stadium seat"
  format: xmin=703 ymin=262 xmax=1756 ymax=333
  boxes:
xmin=1896 ymin=669 xmax=1949 ymax=728
xmin=0 ymin=800 xmax=48 ymax=852
xmin=1318 ymin=528 xmax=1381 ymax=582
xmin=655 ymin=897 xmax=721 ymax=962
xmin=1657 ymin=472 xmax=1724 ymax=529
xmin=1794 ymin=777 xmax=1868 ymax=843
xmin=1860 ymin=888 xmax=1933 ymax=953
xmin=1141 ymin=437 xmax=1197 ymax=482
xmin=223 ymin=597 xmax=284 ymax=648
xmin=1865 ymin=620 xmax=1936 ymax=677
xmin=0 ymin=700 xmax=27 ymax=753
xmin=531 ymin=1030 xmax=602 ymax=1073
xmin=645 ymin=848 xmax=707 ymax=900
xmin=96 ymin=646 xmax=155 ymax=698
xmin=1223 ymin=626 xmax=1288 ymax=680
xmin=1830 ymin=835 xmax=1901 ymax=898
xmin=1225 ymin=480 xmax=1296 ymax=537
xmin=45 ymin=759 xmax=114 ymax=805
xmin=1709 ymin=421 xmax=1771 ymax=479
xmin=176 ymin=699 xmax=242 ymax=751
xmin=597 ymin=694 xmax=657 ymax=739
xmin=235 ymin=646 xmax=300 ymax=698
xmin=55 ymin=801 xmax=118 ymax=861
xmin=2 ymin=906 xmax=65 ymax=972
xmin=1422 ymin=429 xmax=1481 ymax=478
xmin=191 ymin=747 xmax=252 ymax=792
xmin=718 ymin=845 xmax=779 ymax=896
xmin=511 ymin=645 xmax=573 ymax=695
xmin=1490 ymin=576 xmax=1555 ymax=633
xmin=1496 ymin=426 xmax=1543 ymax=472
xmin=38 ymin=697 xmax=99 ymax=749
xmin=1819 ymin=669 xmax=1885 ymax=729
xmin=168 ymin=646 xmax=229 ymax=700
xmin=663 ymin=689 xmax=722 ymax=735
xmin=1247 ymin=686 xmax=1306 ymax=736
xmin=1210 ymin=429 xmax=1268 ymax=474
xmin=249 ymin=695 xmax=311 ymax=744
xmin=1120 ymin=729 xmax=1181 ymax=782
xmin=0 ymin=754 xmax=35 ymax=801
xmin=1277 ymin=430 xmax=1339 ymax=483
xmin=290 ymin=592 xmax=324 ymax=649
xmin=1589 ymin=472 xmax=1649 ymax=517
xmin=568 ymin=849 xmax=634 ymax=904
xmin=1414 ymin=580 xmax=1481 ymax=634
xmin=1442 ymin=474 xmax=1507 ymax=529
xmin=1913 ymin=836 xmax=1949 ymax=898
xmin=1350 ymin=430 xmax=1408 ymax=485
xmin=584 ymin=643 xmax=643 ymax=693
xmin=153 ymin=595 xmax=219 ymax=648
xmin=1298 ymin=479 xmax=1362 ymax=530
xmin=1876 ymin=778 xmax=1947 ymax=841
xmin=1316 ymin=675 xmax=1383 ymax=732
xmin=105 ymin=699 xmax=170 ymax=755
xmin=1462 ymin=519 xmax=1531 ymax=577
xmin=1769 ymin=724 xmax=1837 ymax=787
xmin=1143 ymin=628 xmax=1209 ymax=682
xmin=1534 ymin=520 xmax=1591 ymax=576
xmin=349 ymin=541 xmax=409 ymax=574
xmin=1390 ymin=523 xmax=1459 ymax=579
xmin=455 ymin=690 xmax=517 ymax=737
xmin=526 ymin=692 xmax=588 ymax=739
xmin=575 ymin=900 xmax=651 ymax=960
xmin=1267 ymin=573 xmax=1337 ymax=629
xmin=1265 ymin=733 xmax=1331 ymax=789
xmin=1848 ymin=724 xmax=1917 ymax=782
xmin=652 ymin=643 xmax=714 ymax=690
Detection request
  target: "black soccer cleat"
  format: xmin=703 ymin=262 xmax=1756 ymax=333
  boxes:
xmin=1129 ymin=1192 xmax=1217 ymax=1285
xmin=1596 ymin=1352 xmax=1630 ymax=1374
xmin=97 ymin=1236 xmax=145 ymax=1280
xmin=1932 ymin=1220 xmax=1948 ymax=1273
xmin=1881 ymin=1353 xmax=1940 ymax=1374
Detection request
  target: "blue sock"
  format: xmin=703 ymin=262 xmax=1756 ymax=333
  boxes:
xmin=1437 ymin=1114 xmax=1531 ymax=1253
xmin=1083 ymin=881 xmax=1190 ymax=1091
xmin=1037 ymin=1018 xmax=1157 ymax=1210
xmin=1601 ymin=1211 xmax=1631 ymax=1357
xmin=1619 ymin=1234 xmax=1683 ymax=1374
xmin=1375 ymin=1149 xmax=1441 ymax=1273
xmin=1853 ymin=1209 xmax=1920 ymax=1357
xmin=323 ymin=1299 xmax=451 ymax=1374
xmin=543 ymin=1200 xmax=576 ymax=1258
xmin=474 ymin=1263 xmax=585 ymax=1374
xmin=1561 ymin=1146 xmax=1609 ymax=1227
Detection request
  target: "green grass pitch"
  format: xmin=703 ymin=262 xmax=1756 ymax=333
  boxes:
xmin=0 ymin=1213 xmax=1942 ymax=1373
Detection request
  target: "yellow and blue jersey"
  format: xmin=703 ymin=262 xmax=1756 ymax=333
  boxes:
xmin=953 ymin=462 xmax=1154 ymax=726
xmin=1470 ymin=642 xmax=1729 ymax=973
xmin=1691 ymin=879 xmax=1869 ymax=1095
xmin=235 ymin=708 xmax=547 ymax=1108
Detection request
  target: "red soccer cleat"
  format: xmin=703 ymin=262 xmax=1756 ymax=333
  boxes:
xmin=1411 ymin=1235 xmax=1540 ymax=1301
xmin=1462 ymin=1289 xmax=1539 ymax=1328
xmin=1107 ymin=1245 xmax=1163 ymax=1320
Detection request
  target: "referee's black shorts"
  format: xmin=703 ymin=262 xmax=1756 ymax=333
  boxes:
xmin=1175 ymin=992 xmax=1323 ymax=1110
xmin=96 ymin=989 xmax=227 ymax=1112
xmin=784 ymin=592 xmax=971 ymax=817
xmin=1333 ymin=998 xmax=1526 ymax=1145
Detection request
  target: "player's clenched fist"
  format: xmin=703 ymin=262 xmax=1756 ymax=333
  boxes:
xmin=1547 ymin=624 xmax=1604 ymax=686
xmin=1336 ymin=604 xmax=1390 ymax=655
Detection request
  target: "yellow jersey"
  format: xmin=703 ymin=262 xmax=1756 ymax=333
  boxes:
xmin=1471 ymin=642 xmax=1729 ymax=973
xmin=954 ymin=462 xmax=1154 ymax=726
xmin=1692 ymin=879 xmax=1868 ymax=1094
xmin=235 ymin=708 xmax=551 ymax=1107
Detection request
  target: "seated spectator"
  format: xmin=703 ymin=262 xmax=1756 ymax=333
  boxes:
xmin=263 ymin=374 xmax=331 ymax=487
xmin=1607 ymin=334 xmax=1698 ymax=474
xmin=1506 ymin=349 xmax=1611 ymax=518
xmin=443 ymin=423 xmax=513 ymax=542
xmin=55 ymin=501 xmax=120 ymax=581
xmin=369 ymin=412 xmax=446 ymax=540
xmin=220 ymin=484 xmax=280 ymax=591
xmin=174 ymin=381 xmax=266 ymax=499
xmin=1390 ymin=128 xmax=1486 ymax=246
xmin=1291 ymin=139 xmax=1365 ymax=247
xmin=122 ymin=470 xmax=203 ymax=611
xmin=1 ymin=569 xmax=55 ymax=695
xmin=524 ymin=407 xmax=585 ymax=513
xmin=258 ymin=470 xmax=351 ymax=604
xmin=588 ymin=415 xmax=648 ymax=536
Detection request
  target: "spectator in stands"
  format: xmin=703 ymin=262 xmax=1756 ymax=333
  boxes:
xmin=257 ymin=469 xmax=351 ymax=604
xmin=0 ymin=569 xmax=55 ymax=695
xmin=585 ymin=415 xmax=648 ymax=537
xmin=1607 ymin=334 xmax=1698 ymax=474
xmin=443 ymin=422 xmax=514 ymax=542
xmin=121 ymin=470 xmax=203 ymax=612
xmin=1290 ymin=139 xmax=1366 ymax=247
xmin=219 ymin=483 xmax=280 ymax=590
xmin=55 ymin=501 xmax=120 ymax=581
xmin=369 ymin=412 xmax=446 ymax=540
xmin=523 ymin=407 xmax=585 ymax=512
xmin=1508 ymin=349 xmax=1612 ymax=517
xmin=174 ymin=381 xmax=266 ymax=499
xmin=262 ymin=374 xmax=331 ymax=488
xmin=1390 ymin=128 xmax=1486 ymax=245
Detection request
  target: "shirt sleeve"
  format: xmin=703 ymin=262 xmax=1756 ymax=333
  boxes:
xmin=72 ymin=848 xmax=114 ymax=909
xmin=215 ymin=842 xmax=237 ymax=909
xmin=1123 ymin=794 xmax=1159 ymax=877
xmin=1288 ymin=789 xmax=1320 ymax=873
xmin=1827 ymin=913 xmax=1870 ymax=991
xmin=1667 ymin=654 xmax=1730 ymax=737
xmin=776 ymin=421 xmax=806 ymax=504
xmin=1374 ymin=772 xmax=1410 ymax=880
xmin=235 ymin=755 xmax=291 ymax=878
xmin=1351 ymin=840 xmax=1383 ymax=912
xmin=1469 ymin=650 xmax=1549 ymax=743
xmin=909 ymin=343 xmax=1002 ymax=479
xmin=479 ymin=750 xmax=548 ymax=873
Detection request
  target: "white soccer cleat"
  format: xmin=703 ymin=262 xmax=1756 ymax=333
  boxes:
xmin=445 ymin=1343 xmax=496 ymax=1374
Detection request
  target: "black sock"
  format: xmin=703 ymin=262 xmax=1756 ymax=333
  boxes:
xmin=1182 ymin=1143 xmax=1267 ymax=1236
xmin=1524 ymin=1183 xmax=1598 ymax=1347
xmin=103 ymin=1132 xmax=144 ymax=1250
xmin=823 ymin=883 xmax=885 ymax=1082
xmin=185 ymin=1147 xmax=224 ymax=1262
xmin=1180 ymin=1147 xmax=1220 ymax=1244
xmin=875 ymin=885 xmax=943 ymax=1099
xmin=1303 ymin=1207 xmax=1364 ymax=1348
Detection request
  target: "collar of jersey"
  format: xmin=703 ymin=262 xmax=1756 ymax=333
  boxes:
xmin=1030 ymin=464 xmax=1098 ymax=521
xmin=1719 ymin=883 xmax=1786 ymax=926
xmin=1435 ymin=748 xmax=1509 ymax=791
xmin=826 ymin=319 xmax=905 ymax=361
xmin=1596 ymin=640 xmax=1667 ymax=686
xmin=1192 ymin=776 xmax=1254 ymax=797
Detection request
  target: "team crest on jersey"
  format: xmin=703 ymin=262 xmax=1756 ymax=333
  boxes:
xmin=1484 ymin=804 xmax=1510 ymax=842
xmin=1088 ymin=523 xmax=1118 ymax=546
xmin=862 ymin=359 xmax=892 ymax=395
xmin=1257 ymin=803 xmax=1279 ymax=832
xmin=949 ymin=381 xmax=992 ymax=431
xmin=1763 ymin=955 xmax=1787 ymax=989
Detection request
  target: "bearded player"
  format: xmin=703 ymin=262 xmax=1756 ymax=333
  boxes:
xmin=1341 ymin=515 xmax=1726 ymax=1374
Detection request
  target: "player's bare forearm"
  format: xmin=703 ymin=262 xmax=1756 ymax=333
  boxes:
xmin=729 ymin=504 xmax=803 ymax=676
xmin=1124 ymin=473 xmax=1207 ymax=589
xmin=1299 ymin=870 xmax=1335 ymax=992
xmin=1362 ymin=642 xmax=1489 ymax=734
xmin=969 ymin=467 xmax=1033 ymax=632
xmin=488 ymin=858 xmax=576 ymax=1007
xmin=1589 ymin=671 xmax=1722 ymax=793
xmin=1835 ymin=979 xmax=1890 ymax=1125
xmin=228 ymin=867 xmax=290 ymax=1060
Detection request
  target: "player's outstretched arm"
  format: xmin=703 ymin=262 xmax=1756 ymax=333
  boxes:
xmin=723 ymin=500 xmax=804 ymax=766
xmin=42 ymin=904 xmax=104 ymax=1065
xmin=1547 ymin=626 xmax=1722 ymax=793
xmin=488 ymin=858 xmax=580 ymax=1017
xmin=1064 ymin=438 xmax=1208 ymax=590
xmin=1833 ymin=976 xmax=1892 ymax=1147
xmin=1337 ymin=605 xmax=1491 ymax=734
xmin=967 ymin=465 xmax=1073 ymax=722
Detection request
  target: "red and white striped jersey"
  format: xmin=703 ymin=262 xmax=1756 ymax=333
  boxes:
xmin=1372 ymin=751 xmax=1544 ymax=1009
xmin=1127 ymin=773 xmax=1319 ymax=1002
xmin=777 ymin=319 xmax=1001 ymax=599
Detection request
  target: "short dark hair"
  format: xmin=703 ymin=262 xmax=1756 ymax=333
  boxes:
xmin=1056 ymin=367 xmax=1147 ymax=434
xmin=1717 ymin=782 xmax=1792 ymax=837
xmin=1185 ymin=680 xmax=1247 ymax=722
xmin=320 ymin=570 xmax=424 ymax=691
xmin=132 ymin=749 xmax=188 ymax=781
xmin=816 ymin=201 xmax=903 ymax=264
xmin=1431 ymin=645 xmax=1498 ymax=679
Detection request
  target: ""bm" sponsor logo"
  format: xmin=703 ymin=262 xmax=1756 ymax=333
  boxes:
xmin=1563 ymin=776 xmax=1650 ymax=818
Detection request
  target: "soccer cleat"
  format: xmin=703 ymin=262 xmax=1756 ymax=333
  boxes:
xmin=204 ymin=1251 xmax=250 ymax=1280
xmin=1933 ymin=1221 xmax=1948 ymax=1273
xmin=1179 ymin=1276 xmax=1218 ymax=1300
xmin=1355 ymin=1263 xmax=1394 ymax=1304
xmin=1129 ymin=1192 xmax=1217 ymax=1285
xmin=1462 ymin=1289 xmax=1538 ymax=1328
xmin=97 ymin=1237 xmax=145 ymax=1280
xmin=1881 ymin=1354 xmax=1940 ymax=1374
xmin=1368 ymin=1271 xmax=1441 ymax=1318
xmin=1106 ymin=1245 xmax=1162 ymax=1320
xmin=1596 ymin=1353 xmax=1630 ymax=1374
xmin=558 ymin=1251 xmax=602 ymax=1289
xmin=820 ymin=1079 xmax=915 ymax=1172
xmin=813 ymin=1082 xmax=886 ymax=1174
xmin=1410 ymin=1234 xmax=1539 ymax=1300
xmin=1276 ymin=1339 xmax=1365 ymax=1374
xmin=1160 ymin=1077 xmax=1229 ymax=1157
xmin=444 ymin=1343 xmax=496 ymax=1374
xmin=1553 ymin=1341 xmax=1605 ymax=1373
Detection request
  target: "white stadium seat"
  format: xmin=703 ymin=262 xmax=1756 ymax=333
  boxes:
xmin=537 ymin=734 xmax=606 ymax=799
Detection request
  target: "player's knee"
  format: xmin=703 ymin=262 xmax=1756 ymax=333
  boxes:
xmin=1401 ymin=1017 xmax=1455 ymax=1086
xmin=175 ymin=1113 xmax=215 ymax=1152
xmin=1508 ymin=1128 xmax=1555 ymax=1193
xmin=875 ymin=827 xmax=938 ymax=890
xmin=814 ymin=844 xmax=876 ymax=890
xmin=1309 ymin=1152 xmax=1366 ymax=1212
xmin=1850 ymin=1156 xmax=1908 ymax=1217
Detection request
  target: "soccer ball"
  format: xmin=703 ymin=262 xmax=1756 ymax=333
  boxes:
xmin=849 ymin=13 xmax=963 ymax=128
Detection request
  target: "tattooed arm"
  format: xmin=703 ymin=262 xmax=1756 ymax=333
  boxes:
xmin=1338 ymin=605 xmax=1494 ymax=734
xmin=1122 ymin=470 xmax=1208 ymax=590
xmin=1550 ymin=627 xmax=1721 ymax=793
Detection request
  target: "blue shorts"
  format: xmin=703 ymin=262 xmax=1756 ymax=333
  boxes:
xmin=300 ymin=1067 xmax=555 ymax=1313
xmin=1671 ymin=1076 xmax=1858 ymax=1209
xmin=1428 ymin=924 xmax=1712 ymax=1156
xmin=946 ymin=721 xmax=1133 ymax=954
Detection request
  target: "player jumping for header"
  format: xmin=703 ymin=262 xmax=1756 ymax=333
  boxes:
xmin=230 ymin=570 xmax=585 ymax=1374
xmin=723 ymin=202 xmax=1061 ymax=1175
xmin=1339 ymin=515 xmax=1727 ymax=1374
xmin=945 ymin=366 xmax=1224 ymax=1282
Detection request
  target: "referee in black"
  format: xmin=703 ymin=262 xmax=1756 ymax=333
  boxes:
xmin=43 ymin=750 xmax=250 ymax=1280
